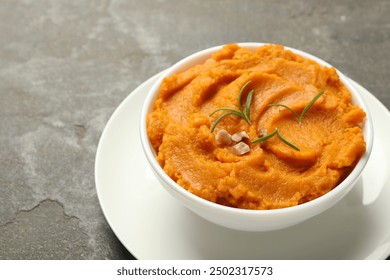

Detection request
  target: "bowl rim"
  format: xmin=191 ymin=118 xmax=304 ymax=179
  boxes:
xmin=140 ymin=42 xmax=374 ymax=217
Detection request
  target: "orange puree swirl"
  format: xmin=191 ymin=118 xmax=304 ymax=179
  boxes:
xmin=146 ymin=44 xmax=366 ymax=210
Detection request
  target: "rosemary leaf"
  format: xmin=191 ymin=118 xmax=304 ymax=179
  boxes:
xmin=268 ymin=103 xmax=300 ymax=121
xmin=238 ymin=80 xmax=252 ymax=110
xmin=298 ymin=90 xmax=325 ymax=123
xmin=210 ymin=111 xmax=244 ymax=132
xmin=276 ymin=129 xmax=300 ymax=151
xmin=252 ymin=128 xmax=300 ymax=151
xmin=251 ymin=129 xmax=277 ymax=144
xmin=268 ymin=90 xmax=325 ymax=124
xmin=210 ymin=80 xmax=253 ymax=131
xmin=209 ymin=107 xmax=242 ymax=117
xmin=244 ymin=89 xmax=254 ymax=125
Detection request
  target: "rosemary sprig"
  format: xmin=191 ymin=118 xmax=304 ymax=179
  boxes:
xmin=210 ymin=86 xmax=323 ymax=151
xmin=209 ymin=80 xmax=254 ymax=132
xmin=268 ymin=90 xmax=325 ymax=123
xmin=252 ymin=128 xmax=300 ymax=151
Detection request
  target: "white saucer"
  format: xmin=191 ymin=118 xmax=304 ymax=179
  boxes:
xmin=95 ymin=72 xmax=390 ymax=260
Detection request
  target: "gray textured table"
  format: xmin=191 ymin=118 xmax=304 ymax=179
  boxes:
xmin=1 ymin=0 xmax=389 ymax=260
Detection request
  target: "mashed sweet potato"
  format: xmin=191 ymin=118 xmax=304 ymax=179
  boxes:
xmin=146 ymin=44 xmax=366 ymax=210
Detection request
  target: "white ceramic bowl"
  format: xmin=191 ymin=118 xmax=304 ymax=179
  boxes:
xmin=140 ymin=43 xmax=374 ymax=232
